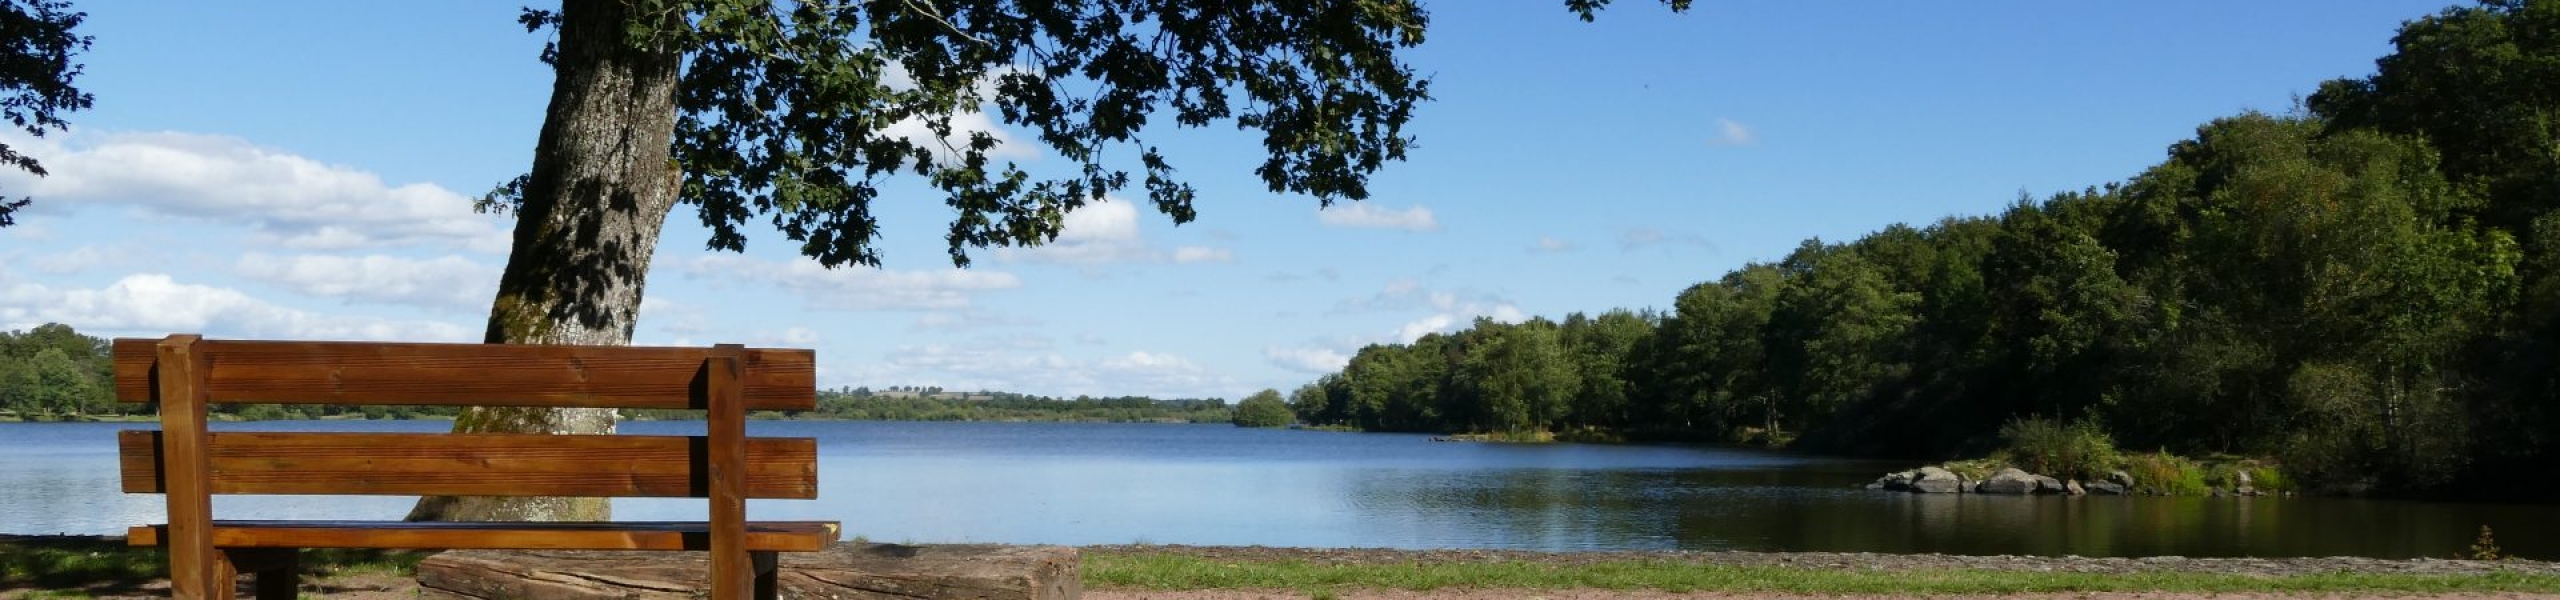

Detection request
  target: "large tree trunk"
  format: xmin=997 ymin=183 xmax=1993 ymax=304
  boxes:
xmin=408 ymin=0 xmax=685 ymax=523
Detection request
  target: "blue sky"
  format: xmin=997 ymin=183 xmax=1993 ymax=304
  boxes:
xmin=0 ymin=1 xmax=2455 ymax=399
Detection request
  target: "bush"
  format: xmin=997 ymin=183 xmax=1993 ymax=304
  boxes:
xmin=1998 ymin=418 xmax=2124 ymax=479
xmin=1232 ymin=389 xmax=1293 ymax=428
xmin=2124 ymin=451 xmax=2210 ymax=495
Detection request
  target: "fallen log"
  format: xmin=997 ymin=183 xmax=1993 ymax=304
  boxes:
xmin=416 ymin=542 xmax=1080 ymax=600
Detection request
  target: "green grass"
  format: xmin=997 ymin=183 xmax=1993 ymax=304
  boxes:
xmin=1083 ymin=552 xmax=2560 ymax=594
xmin=0 ymin=537 xmax=426 ymax=597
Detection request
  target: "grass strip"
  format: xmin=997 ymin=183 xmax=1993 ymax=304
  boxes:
xmin=1 ymin=537 xmax=425 ymax=593
xmin=1083 ymin=551 xmax=2560 ymax=595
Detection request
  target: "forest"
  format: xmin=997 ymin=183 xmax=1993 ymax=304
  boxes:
xmin=1289 ymin=1 xmax=2560 ymax=497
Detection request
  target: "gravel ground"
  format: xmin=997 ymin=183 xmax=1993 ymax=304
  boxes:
xmin=1089 ymin=591 xmax=2560 ymax=600
xmin=1086 ymin=545 xmax=2560 ymax=577
xmin=9 ymin=543 xmax=2555 ymax=599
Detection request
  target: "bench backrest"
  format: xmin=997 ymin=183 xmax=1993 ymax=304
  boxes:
xmin=113 ymin=335 xmax=820 ymax=500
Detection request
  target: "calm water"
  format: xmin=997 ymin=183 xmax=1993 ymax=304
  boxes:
xmin=1 ymin=420 xmax=2550 ymax=558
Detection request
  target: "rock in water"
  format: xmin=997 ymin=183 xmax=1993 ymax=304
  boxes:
xmin=1910 ymin=466 xmax=1964 ymax=493
xmin=2108 ymin=470 xmax=2136 ymax=488
xmin=2031 ymin=475 xmax=2067 ymax=494
xmin=416 ymin=543 xmax=1080 ymax=600
xmin=2085 ymin=481 xmax=2127 ymax=495
xmin=1978 ymin=468 xmax=2038 ymax=494
xmin=2066 ymin=480 xmax=2087 ymax=495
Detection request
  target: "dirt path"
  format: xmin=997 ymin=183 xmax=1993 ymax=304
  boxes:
xmin=1089 ymin=592 xmax=2560 ymax=600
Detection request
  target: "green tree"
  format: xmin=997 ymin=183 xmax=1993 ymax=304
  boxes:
xmin=1765 ymin=242 xmax=1915 ymax=434
xmin=1232 ymin=389 xmax=1293 ymax=428
xmin=1452 ymin=318 xmax=1576 ymax=432
xmin=19 ymin=347 xmax=90 ymax=416
xmin=1559 ymin=310 xmax=1652 ymax=429
xmin=0 ymin=0 xmax=92 ymax=227
xmin=432 ymin=0 xmax=1688 ymax=522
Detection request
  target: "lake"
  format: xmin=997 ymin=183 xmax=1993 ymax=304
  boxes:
xmin=1 ymin=420 xmax=2549 ymax=558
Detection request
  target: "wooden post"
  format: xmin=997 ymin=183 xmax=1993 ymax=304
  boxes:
xmin=157 ymin=334 xmax=227 ymax=600
xmin=706 ymin=344 xmax=752 ymax=599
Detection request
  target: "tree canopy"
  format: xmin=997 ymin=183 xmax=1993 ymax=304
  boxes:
xmin=0 ymin=0 xmax=92 ymax=227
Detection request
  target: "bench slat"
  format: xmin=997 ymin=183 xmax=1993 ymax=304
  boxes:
xmin=112 ymin=339 xmax=817 ymax=410
xmin=120 ymin=431 xmax=818 ymax=499
xmin=128 ymin=521 xmax=839 ymax=552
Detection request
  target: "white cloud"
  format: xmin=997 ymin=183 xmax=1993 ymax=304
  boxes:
xmin=910 ymin=309 xmax=1042 ymax=332
xmin=1265 ymin=346 xmax=1351 ymax=374
xmin=19 ymin=244 xmax=129 ymax=275
xmin=0 ymin=131 xmax=511 ymax=253
xmin=234 ymin=253 xmax=496 ymax=313
xmin=1392 ymin=299 xmax=1526 ymax=343
xmin=882 ymin=111 xmax=1037 ymax=164
xmin=994 ymin=199 xmax=1232 ymax=266
xmin=1317 ymin=203 xmax=1438 ymax=232
xmin=1619 ymin=227 xmax=1716 ymax=253
xmin=0 ymin=272 xmax=473 ymax=341
xmin=684 ymin=254 xmax=1021 ymax=311
xmin=1172 ymin=246 xmax=1233 ymax=264
xmin=1712 ymin=118 xmax=1757 ymax=146
xmin=1529 ymin=236 xmax=1578 ymax=253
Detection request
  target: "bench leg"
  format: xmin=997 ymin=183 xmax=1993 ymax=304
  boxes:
xmin=753 ymin=551 xmax=779 ymax=600
xmin=224 ymin=549 xmax=300 ymax=600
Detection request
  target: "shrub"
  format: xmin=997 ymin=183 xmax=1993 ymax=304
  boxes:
xmin=1998 ymin=417 xmax=2124 ymax=479
xmin=2124 ymin=451 xmax=2210 ymax=495
xmin=1232 ymin=389 xmax=1293 ymax=428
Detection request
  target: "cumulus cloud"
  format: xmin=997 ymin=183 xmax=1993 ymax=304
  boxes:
xmin=0 ymin=131 xmax=511 ymax=253
xmin=683 ymin=254 xmax=1021 ymax=311
xmin=1316 ymin=203 xmax=1438 ymax=232
xmin=1265 ymin=346 xmax=1351 ymax=374
xmin=0 ymin=272 xmax=473 ymax=341
xmin=1712 ymin=118 xmax=1757 ymax=146
xmin=994 ymin=199 xmax=1233 ymax=266
xmin=234 ymin=253 xmax=497 ymax=313
xmin=1529 ymin=236 xmax=1578 ymax=253
xmin=1393 ymin=300 xmax=1527 ymax=343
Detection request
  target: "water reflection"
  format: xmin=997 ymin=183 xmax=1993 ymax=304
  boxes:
xmin=0 ymin=421 xmax=2548 ymax=558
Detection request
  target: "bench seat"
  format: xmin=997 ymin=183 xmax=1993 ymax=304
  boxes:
xmin=129 ymin=520 xmax=840 ymax=552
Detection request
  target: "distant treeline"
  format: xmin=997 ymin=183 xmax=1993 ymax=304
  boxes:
xmin=0 ymin=324 xmax=1229 ymax=424
xmin=1292 ymin=2 xmax=2560 ymax=497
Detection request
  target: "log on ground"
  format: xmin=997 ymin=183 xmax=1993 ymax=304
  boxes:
xmin=415 ymin=542 xmax=1080 ymax=600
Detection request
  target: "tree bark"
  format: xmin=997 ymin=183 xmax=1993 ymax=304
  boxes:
xmin=408 ymin=0 xmax=685 ymax=523
xmin=415 ymin=544 xmax=1083 ymax=600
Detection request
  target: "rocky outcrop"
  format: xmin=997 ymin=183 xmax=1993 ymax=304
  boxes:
xmin=1977 ymin=468 xmax=2038 ymax=494
xmin=1909 ymin=466 xmax=1965 ymax=493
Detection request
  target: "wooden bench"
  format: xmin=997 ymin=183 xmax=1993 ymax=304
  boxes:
xmin=112 ymin=335 xmax=836 ymax=600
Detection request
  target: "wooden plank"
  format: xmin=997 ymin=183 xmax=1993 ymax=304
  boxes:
xmin=157 ymin=335 xmax=220 ymax=600
xmin=114 ymin=338 xmax=815 ymax=410
xmin=119 ymin=431 xmax=818 ymax=499
xmin=708 ymin=347 xmax=751 ymax=598
xmin=128 ymin=521 xmax=839 ymax=552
